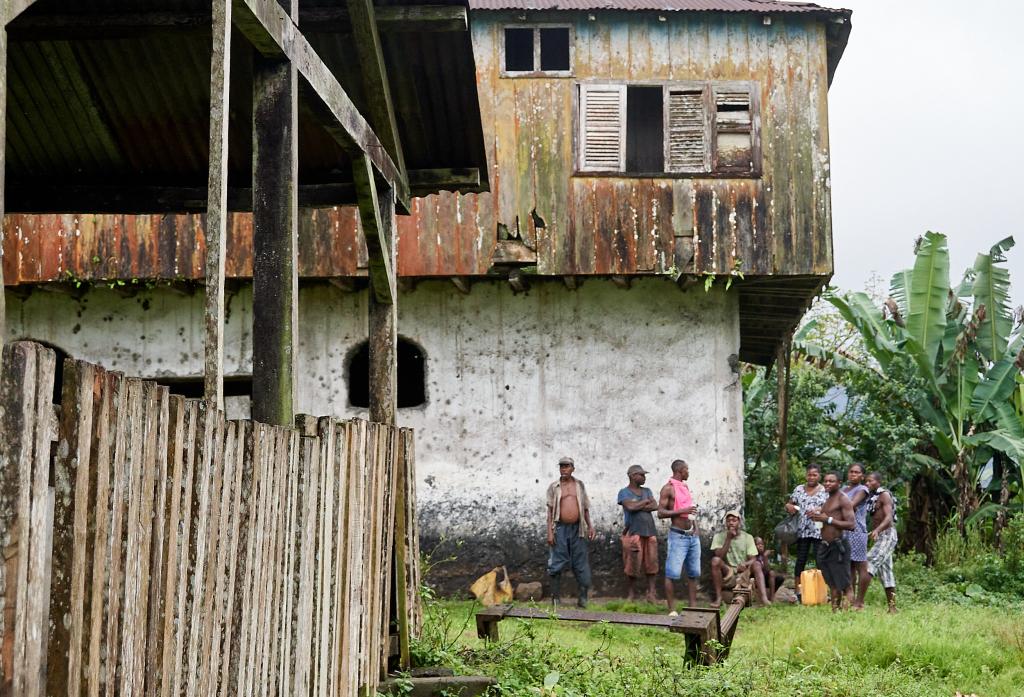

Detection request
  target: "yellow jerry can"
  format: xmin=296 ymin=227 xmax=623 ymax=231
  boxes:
xmin=800 ymin=569 xmax=828 ymax=605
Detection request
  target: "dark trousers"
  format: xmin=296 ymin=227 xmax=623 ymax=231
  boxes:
xmin=547 ymin=522 xmax=592 ymax=591
xmin=794 ymin=536 xmax=819 ymax=580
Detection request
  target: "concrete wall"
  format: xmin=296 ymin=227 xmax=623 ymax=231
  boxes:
xmin=5 ymin=278 xmax=744 ymax=592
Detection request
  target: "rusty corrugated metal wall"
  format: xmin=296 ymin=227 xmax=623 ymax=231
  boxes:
xmin=3 ymin=10 xmax=834 ymax=284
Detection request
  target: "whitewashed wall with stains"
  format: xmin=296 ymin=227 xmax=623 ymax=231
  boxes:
xmin=6 ymin=279 xmax=744 ymax=591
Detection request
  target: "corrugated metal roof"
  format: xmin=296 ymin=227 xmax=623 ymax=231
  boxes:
xmin=5 ymin=0 xmax=488 ymax=211
xmin=468 ymin=0 xmax=848 ymax=14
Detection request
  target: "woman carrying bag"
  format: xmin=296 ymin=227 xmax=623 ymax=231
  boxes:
xmin=785 ymin=465 xmax=828 ymax=602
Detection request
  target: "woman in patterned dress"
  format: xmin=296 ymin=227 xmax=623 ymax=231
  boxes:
xmin=842 ymin=463 xmax=870 ymax=610
xmin=785 ymin=465 xmax=828 ymax=600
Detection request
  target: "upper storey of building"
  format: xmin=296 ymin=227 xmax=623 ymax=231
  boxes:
xmin=410 ymin=0 xmax=851 ymax=280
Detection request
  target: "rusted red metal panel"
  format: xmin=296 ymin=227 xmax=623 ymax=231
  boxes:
xmin=2 ymin=210 xmax=368 ymax=284
xmin=469 ymin=0 xmax=848 ymax=13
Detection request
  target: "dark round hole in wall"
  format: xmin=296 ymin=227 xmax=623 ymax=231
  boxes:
xmin=347 ymin=338 xmax=426 ymax=409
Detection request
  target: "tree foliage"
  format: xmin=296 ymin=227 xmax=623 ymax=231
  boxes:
xmin=744 ymin=234 xmax=1023 ymax=551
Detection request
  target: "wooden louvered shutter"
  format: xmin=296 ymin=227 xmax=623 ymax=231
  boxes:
xmin=665 ymin=86 xmax=710 ymax=173
xmin=579 ymin=84 xmax=626 ymax=172
xmin=713 ymin=84 xmax=758 ymax=174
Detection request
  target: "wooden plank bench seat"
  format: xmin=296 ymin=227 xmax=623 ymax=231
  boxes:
xmin=475 ymin=588 xmax=749 ymax=665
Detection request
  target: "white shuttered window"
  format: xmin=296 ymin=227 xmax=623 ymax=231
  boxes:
xmin=665 ymin=87 xmax=711 ymax=173
xmin=579 ymin=84 xmax=626 ymax=172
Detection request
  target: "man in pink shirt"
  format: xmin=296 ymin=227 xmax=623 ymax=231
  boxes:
xmin=658 ymin=459 xmax=701 ymax=613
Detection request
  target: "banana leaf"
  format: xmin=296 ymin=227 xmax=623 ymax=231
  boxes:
xmin=993 ymin=401 xmax=1024 ymax=439
xmin=965 ymin=429 xmax=1024 ymax=463
xmin=972 ymin=236 xmax=1015 ymax=363
xmin=826 ymin=292 xmax=900 ymax=369
xmin=889 ymin=269 xmax=913 ymax=318
xmin=905 ymin=231 xmax=950 ymax=372
xmin=969 ymin=335 xmax=1024 ymax=422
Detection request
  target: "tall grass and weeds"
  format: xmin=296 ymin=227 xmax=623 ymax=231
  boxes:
xmin=411 ymin=553 xmax=1024 ymax=697
xmin=932 ymin=516 xmax=1024 ymax=599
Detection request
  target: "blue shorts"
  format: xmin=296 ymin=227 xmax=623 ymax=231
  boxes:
xmin=665 ymin=528 xmax=701 ymax=580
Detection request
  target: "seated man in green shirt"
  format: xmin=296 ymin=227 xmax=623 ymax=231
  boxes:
xmin=710 ymin=510 xmax=769 ymax=608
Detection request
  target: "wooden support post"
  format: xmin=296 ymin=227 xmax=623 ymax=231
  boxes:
xmin=776 ymin=334 xmax=791 ymax=495
xmin=204 ymin=0 xmax=232 ymax=409
xmin=352 ymin=154 xmax=395 ymax=305
xmin=0 ymin=17 xmax=7 ymax=355
xmin=251 ymin=52 xmax=298 ymax=426
xmin=776 ymin=334 xmax=791 ymax=563
xmin=367 ymin=190 xmax=397 ymax=426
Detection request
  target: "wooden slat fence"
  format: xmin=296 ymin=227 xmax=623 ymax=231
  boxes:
xmin=0 ymin=341 xmax=422 ymax=697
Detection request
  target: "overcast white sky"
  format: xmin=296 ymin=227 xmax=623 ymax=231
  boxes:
xmin=827 ymin=0 xmax=1024 ymax=306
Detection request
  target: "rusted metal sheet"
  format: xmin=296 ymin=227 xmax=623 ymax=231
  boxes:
xmin=469 ymin=0 xmax=848 ymax=13
xmin=2 ymin=211 xmax=368 ymax=284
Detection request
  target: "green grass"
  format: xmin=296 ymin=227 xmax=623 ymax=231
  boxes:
xmin=413 ymin=564 xmax=1024 ymax=697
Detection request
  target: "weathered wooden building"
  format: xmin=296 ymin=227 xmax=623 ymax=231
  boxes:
xmin=4 ymin=0 xmax=851 ymax=591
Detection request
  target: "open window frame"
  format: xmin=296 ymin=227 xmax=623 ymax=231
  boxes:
xmin=575 ymin=79 xmax=762 ymax=178
xmin=500 ymin=24 xmax=575 ymax=78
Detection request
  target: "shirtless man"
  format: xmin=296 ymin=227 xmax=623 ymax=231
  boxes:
xmin=546 ymin=457 xmax=595 ymax=607
xmin=805 ymin=472 xmax=856 ymax=611
xmin=864 ymin=471 xmax=898 ymax=613
xmin=658 ymin=460 xmax=700 ymax=613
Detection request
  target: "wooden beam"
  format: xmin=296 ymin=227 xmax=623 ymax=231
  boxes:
xmin=205 ymin=0 xmax=232 ymax=410
xmin=352 ymin=154 xmax=395 ymax=305
xmin=7 ymin=6 xmax=468 ymax=38
xmin=368 ymin=188 xmax=397 ymax=425
xmin=5 ymin=167 xmax=476 ymax=213
xmin=5 ymin=183 xmax=356 ymax=212
xmin=346 ymin=0 xmax=406 ymax=182
xmin=231 ymin=0 xmax=410 ymax=207
xmin=250 ymin=53 xmax=298 ymax=427
xmin=408 ymin=168 xmax=480 ymax=195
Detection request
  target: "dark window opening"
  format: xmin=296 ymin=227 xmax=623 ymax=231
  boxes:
xmin=156 ymin=375 xmax=253 ymax=399
xmin=625 ymin=86 xmax=664 ymax=173
xmin=347 ymin=338 xmax=427 ymax=409
xmin=504 ymin=28 xmax=534 ymax=72
xmin=540 ymin=28 xmax=570 ymax=71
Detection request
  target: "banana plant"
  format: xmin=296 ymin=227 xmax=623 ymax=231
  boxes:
xmin=824 ymin=232 xmax=1024 ymax=530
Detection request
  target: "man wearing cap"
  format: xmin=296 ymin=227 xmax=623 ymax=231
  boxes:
xmin=617 ymin=465 xmax=659 ymax=603
xmin=710 ymin=510 xmax=767 ymax=608
xmin=546 ymin=457 xmax=595 ymax=607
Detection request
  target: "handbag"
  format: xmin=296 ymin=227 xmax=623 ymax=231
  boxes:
xmin=774 ymin=513 xmax=800 ymax=546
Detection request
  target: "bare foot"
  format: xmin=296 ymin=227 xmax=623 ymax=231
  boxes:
xmin=710 ymin=598 xmax=722 ymax=609
xmin=761 ymin=597 xmax=772 ymax=606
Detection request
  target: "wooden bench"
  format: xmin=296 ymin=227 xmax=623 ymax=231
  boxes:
xmin=475 ymin=588 xmax=750 ymax=665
